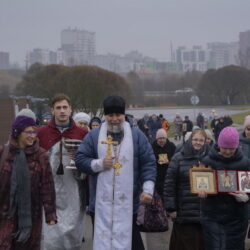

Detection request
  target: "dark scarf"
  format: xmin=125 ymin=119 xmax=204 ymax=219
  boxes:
xmin=9 ymin=148 xmax=32 ymax=243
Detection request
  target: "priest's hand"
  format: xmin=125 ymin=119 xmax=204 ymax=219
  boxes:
xmin=140 ymin=192 xmax=153 ymax=205
xmin=103 ymin=156 xmax=114 ymax=169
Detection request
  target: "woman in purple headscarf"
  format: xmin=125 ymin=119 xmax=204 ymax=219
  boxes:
xmin=0 ymin=116 xmax=57 ymax=250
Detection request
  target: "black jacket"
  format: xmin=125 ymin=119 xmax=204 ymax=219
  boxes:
xmin=182 ymin=120 xmax=193 ymax=133
xmin=201 ymin=145 xmax=250 ymax=249
xmin=152 ymin=140 xmax=176 ymax=197
xmin=164 ymin=141 xmax=209 ymax=224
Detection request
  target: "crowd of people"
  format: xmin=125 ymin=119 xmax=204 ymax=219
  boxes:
xmin=0 ymin=93 xmax=250 ymax=250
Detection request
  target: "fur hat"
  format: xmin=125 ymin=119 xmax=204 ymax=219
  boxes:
xmin=156 ymin=128 xmax=167 ymax=139
xmin=16 ymin=108 xmax=36 ymax=122
xmin=12 ymin=116 xmax=36 ymax=138
xmin=103 ymin=96 xmax=125 ymax=115
xmin=73 ymin=112 xmax=90 ymax=124
xmin=243 ymin=115 xmax=250 ymax=130
xmin=218 ymin=127 xmax=239 ymax=149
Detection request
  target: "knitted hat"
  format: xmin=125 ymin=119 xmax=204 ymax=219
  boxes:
xmin=16 ymin=108 xmax=36 ymax=122
xmin=73 ymin=112 xmax=90 ymax=124
xmin=243 ymin=115 xmax=250 ymax=130
xmin=156 ymin=128 xmax=167 ymax=139
xmin=103 ymin=96 xmax=125 ymax=115
xmin=218 ymin=127 xmax=239 ymax=149
xmin=192 ymin=125 xmax=200 ymax=131
xmin=12 ymin=115 xmax=36 ymax=138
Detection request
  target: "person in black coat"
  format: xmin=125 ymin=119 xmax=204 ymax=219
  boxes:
xmin=164 ymin=129 xmax=209 ymax=250
xmin=240 ymin=115 xmax=250 ymax=228
xmin=196 ymin=113 xmax=204 ymax=129
xmin=137 ymin=114 xmax=149 ymax=138
xmin=182 ymin=115 xmax=193 ymax=142
xmin=200 ymin=127 xmax=250 ymax=250
xmin=152 ymin=128 xmax=176 ymax=200
xmin=147 ymin=114 xmax=162 ymax=144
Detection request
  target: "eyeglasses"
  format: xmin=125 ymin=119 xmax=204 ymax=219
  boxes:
xmin=192 ymin=138 xmax=205 ymax=143
xmin=23 ymin=130 xmax=38 ymax=136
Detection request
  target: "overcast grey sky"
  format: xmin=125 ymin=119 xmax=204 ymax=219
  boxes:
xmin=1 ymin=0 xmax=250 ymax=66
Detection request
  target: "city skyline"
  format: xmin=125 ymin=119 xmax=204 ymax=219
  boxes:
xmin=1 ymin=0 xmax=250 ymax=66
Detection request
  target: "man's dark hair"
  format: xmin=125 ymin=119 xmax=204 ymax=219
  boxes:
xmin=51 ymin=93 xmax=71 ymax=107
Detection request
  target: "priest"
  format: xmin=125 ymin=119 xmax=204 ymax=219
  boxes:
xmin=76 ymin=95 xmax=156 ymax=250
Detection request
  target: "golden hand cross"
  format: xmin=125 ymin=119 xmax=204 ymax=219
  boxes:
xmin=101 ymin=135 xmax=118 ymax=157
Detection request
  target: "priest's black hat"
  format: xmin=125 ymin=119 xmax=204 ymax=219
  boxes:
xmin=103 ymin=96 xmax=126 ymax=115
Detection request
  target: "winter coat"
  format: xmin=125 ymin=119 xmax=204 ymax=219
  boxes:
xmin=214 ymin=121 xmax=227 ymax=141
xmin=201 ymin=144 xmax=250 ymax=249
xmin=152 ymin=139 xmax=176 ymax=198
xmin=162 ymin=119 xmax=170 ymax=132
xmin=182 ymin=120 xmax=193 ymax=133
xmin=201 ymin=144 xmax=250 ymax=222
xmin=137 ymin=118 xmax=149 ymax=137
xmin=0 ymin=139 xmax=57 ymax=250
xmin=210 ymin=118 xmax=219 ymax=132
xmin=75 ymin=124 xmax=156 ymax=214
xmin=238 ymin=133 xmax=250 ymax=220
xmin=173 ymin=117 xmax=183 ymax=133
xmin=239 ymin=132 xmax=250 ymax=159
xmin=147 ymin=118 xmax=162 ymax=143
xmin=196 ymin=114 xmax=204 ymax=129
xmin=164 ymin=141 xmax=209 ymax=224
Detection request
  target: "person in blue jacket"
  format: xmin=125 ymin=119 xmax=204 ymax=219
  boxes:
xmin=75 ymin=96 xmax=156 ymax=250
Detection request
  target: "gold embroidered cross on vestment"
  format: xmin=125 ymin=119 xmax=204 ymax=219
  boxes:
xmin=113 ymin=161 xmax=122 ymax=176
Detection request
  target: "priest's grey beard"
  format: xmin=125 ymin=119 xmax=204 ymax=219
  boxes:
xmin=107 ymin=122 xmax=124 ymax=133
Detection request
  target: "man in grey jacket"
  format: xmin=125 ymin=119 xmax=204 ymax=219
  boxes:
xmin=76 ymin=95 xmax=156 ymax=250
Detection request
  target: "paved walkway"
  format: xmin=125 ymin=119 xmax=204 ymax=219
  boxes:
xmin=81 ymin=214 xmax=250 ymax=249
